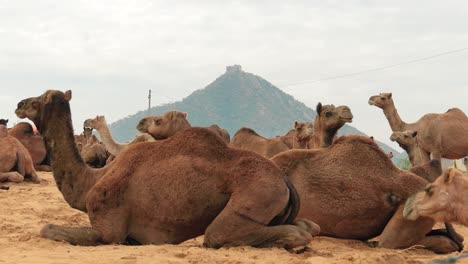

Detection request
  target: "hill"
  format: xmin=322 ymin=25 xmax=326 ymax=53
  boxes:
xmin=109 ymin=65 xmax=404 ymax=159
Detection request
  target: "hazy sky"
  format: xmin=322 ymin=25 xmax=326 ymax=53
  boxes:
xmin=0 ymin=1 xmax=467 ymax=150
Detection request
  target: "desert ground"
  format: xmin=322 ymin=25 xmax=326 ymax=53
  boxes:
xmin=0 ymin=172 xmax=467 ymax=264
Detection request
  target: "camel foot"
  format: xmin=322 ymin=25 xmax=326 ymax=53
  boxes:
xmin=0 ymin=172 xmax=24 ymax=183
xmin=40 ymin=224 xmax=102 ymax=246
xmin=419 ymin=235 xmax=461 ymax=254
xmin=34 ymin=165 xmax=51 ymax=172
xmin=293 ymin=219 xmax=320 ymax=237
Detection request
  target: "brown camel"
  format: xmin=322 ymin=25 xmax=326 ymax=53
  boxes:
xmin=311 ymin=103 xmax=353 ymax=148
xmin=390 ymin=130 xmax=430 ymax=167
xmin=0 ymin=119 xmax=8 ymax=126
xmin=137 ymin=111 xmax=231 ymax=143
xmin=84 ymin=115 xmax=155 ymax=157
xmin=292 ymin=121 xmax=313 ymax=149
xmin=404 ymin=168 xmax=468 ymax=226
xmin=0 ymin=125 xmax=40 ymax=183
xmin=136 ymin=111 xmax=191 ymax=140
xmin=8 ymin=122 xmax=50 ymax=171
xmin=15 ymin=90 xmax=319 ymax=248
xmin=369 ymin=93 xmax=468 ymax=161
xmin=409 ymin=160 xmax=443 ymax=183
xmin=271 ymin=135 xmax=463 ymax=253
xmin=206 ymin=124 xmax=230 ymax=143
xmin=230 ymin=128 xmax=290 ymax=158
xmin=75 ymin=127 xmax=108 ymax=168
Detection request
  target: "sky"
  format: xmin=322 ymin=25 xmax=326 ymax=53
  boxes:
xmin=0 ymin=0 xmax=467 ymax=150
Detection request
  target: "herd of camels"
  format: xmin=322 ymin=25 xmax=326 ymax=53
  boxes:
xmin=0 ymin=90 xmax=467 ymax=254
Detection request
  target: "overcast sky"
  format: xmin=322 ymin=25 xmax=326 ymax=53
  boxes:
xmin=0 ymin=0 xmax=467 ymax=149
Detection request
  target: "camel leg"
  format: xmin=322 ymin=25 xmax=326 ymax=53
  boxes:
xmin=28 ymin=171 xmax=41 ymax=184
xmin=0 ymin=172 xmax=24 ymax=183
xmin=203 ymin=187 xmax=318 ymax=249
xmin=379 ymin=205 xmax=460 ymax=253
xmin=34 ymin=164 xmax=51 ymax=172
xmin=40 ymin=224 xmax=102 ymax=246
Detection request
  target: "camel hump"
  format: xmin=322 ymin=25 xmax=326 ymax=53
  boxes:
xmin=234 ymin=127 xmax=261 ymax=137
xmin=445 ymin=108 xmax=466 ymax=117
xmin=181 ymin=127 xmax=228 ymax=146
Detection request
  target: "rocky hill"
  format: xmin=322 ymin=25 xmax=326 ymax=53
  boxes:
xmin=109 ymin=65 xmax=404 ymax=159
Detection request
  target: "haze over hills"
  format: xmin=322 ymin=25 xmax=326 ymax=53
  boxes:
xmin=109 ymin=65 xmax=404 ymax=159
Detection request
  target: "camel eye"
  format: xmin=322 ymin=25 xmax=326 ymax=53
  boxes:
xmin=155 ymin=119 xmax=162 ymax=125
xmin=404 ymin=135 xmax=408 ymax=138
xmin=17 ymin=101 xmax=25 ymax=108
xmin=325 ymin=112 xmax=333 ymax=117
xmin=425 ymin=186 xmax=433 ymax=196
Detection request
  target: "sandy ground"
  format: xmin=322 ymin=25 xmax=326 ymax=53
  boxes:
xmin=0 ymin=172 xmax=467 ymax=264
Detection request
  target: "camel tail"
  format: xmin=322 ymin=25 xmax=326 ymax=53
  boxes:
xmin=268 ymin=176 xmax=300 ymax=226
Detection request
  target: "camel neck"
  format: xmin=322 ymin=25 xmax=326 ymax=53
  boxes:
xmin=312 ymin=119 xmax=336 ymax=148
xmin=41 ymin=102 xmax=100 ymax=212
xmin=453 ymin=181 xmax=468 ymax=225
xmin=293 ymin=135 xmax=310 ymax=149
xmin=407 ymin=143 xmax=431 ymax=166
xmin=382 ymin=102 xmax=407 ymax=131
xmin=95 ymin=123 xmax=126 ymax=156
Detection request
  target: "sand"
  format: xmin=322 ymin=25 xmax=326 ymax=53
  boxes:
xmin=0 ymin=172 xmax=467 ymax=264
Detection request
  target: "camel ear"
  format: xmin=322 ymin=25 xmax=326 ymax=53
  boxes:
xmin=387 ymin=93 xmax=392 ymax=99
xmin=443 ymin=168 xmax=457 ymax=183
xmin=183 ymin=112 xmax=188 ymax=118
xmin=64 ymin=90 xmax=72 ymax=102
xmin=412 ymin=131 xmax=418 ymax=137
xmin=294 ymin=121 xmax=298 ymax=129
xmin=316 ymin=102 xmax=322 ymax=114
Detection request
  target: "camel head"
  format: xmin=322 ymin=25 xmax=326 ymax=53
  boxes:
xmin=84 ymin=115 xmax=106 ymax=131
xmin=83 ymin=127 xmax=93 ymax=139
xmin=0 ymin=125 xmax=8 ymax=137
xmin=136 ymin=110 xmax=191 ymax=140
xmin=390 ymin=130 xmax=418 ymax=146
xmin=403 ymin=168 xmax=465 ymax=223
xmin=368 ymin=93 xmax=393 ymax=109
xmin=0 ymin=119 xmax=8 ymax=126
xmin=293 ymin=121 xmax=313 ymax=141
xmin=15 ymin=90 xmax=72 ymax=132
xmin=315 ymin=103 xmax=353 ymax=130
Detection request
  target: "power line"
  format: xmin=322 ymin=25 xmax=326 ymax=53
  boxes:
xmin=281 ymin=47 xmax=468 ymax=88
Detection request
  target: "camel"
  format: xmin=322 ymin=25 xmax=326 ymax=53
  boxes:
xmin=369 ymin=93 xmax=468 ymax=161
xmin=0 ymin=119 xmax=8 ymax=126
xmin=84 ymin=116 xmax=155 ymax=157
xmin=311 ymin=103 xmax=353 ymax=148
xmin=15 ymin=90 xmax=318 ymax=248
xmin=409 ymin=160 xmax=443 ymax=183
xmin=390 ymin=130 xmax=430 ymax=167
xmin=404 ymin=168 xmax=468 ymax=227
xmin=206 ymin=124 xmax=230 ymax=143
xmin=230 ymin=128 xmax=290 ymax=158
xmin=8 ymin=122 xmax=50 ymax=171
xmin=292 ymin=121 xmax=313 ymax=149
xmin=74 ymin=127 xmax=108 ymax=168
xmin=0 ymin=125 xmax=40 ymax=183
xmin=137 ymin=111 xmax=231 ymax=143
xmin=271 ymin=135 xmax=463 ymax=253
xmin=136 ymin=111 xmax=191 ymax=140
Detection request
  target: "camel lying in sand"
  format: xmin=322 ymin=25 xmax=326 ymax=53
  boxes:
xmin=311 ymin=103 xmax=353 ymax=148
xmin=15 ymin=90 xmax=318 ymax=248
xmin=404 ymin=168 xmax=468 ymax=227
xmin=8 ymin=122 xmax=50 ymax=171
xmin=137 ymin=111 xmax=231 ymax=143
xmin=390 ymin=130 xmax=430 ymax=166
xmin=0 ymin=125 xmax=40 ymax=183
xmin=84 ymin=116 xmax=155 ymax=157
xmin=75 ymin=127 xmax=108 ymax=168
xmin=271 ymin=135 xmax=463 ymax=253
xmin=231 ymin=121 xmax=312 ymax=158
xmin=369 ymin=93 xmax=468 ymax=161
